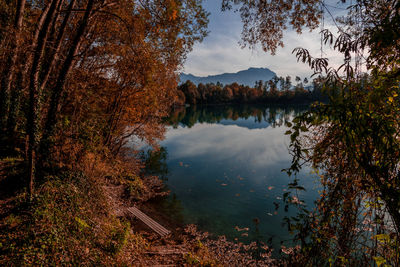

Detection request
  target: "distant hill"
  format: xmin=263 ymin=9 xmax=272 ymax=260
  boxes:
xmin=179 ymin=67 xmax=276 ymax=87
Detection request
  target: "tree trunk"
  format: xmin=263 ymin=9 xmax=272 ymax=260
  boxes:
xmin=39 ymin=0 xmax=76 ymax=93
xmin=6 ymin=71 xmax=23 ymax=137
xmin=0 ymin=0 xmax=26 ymax=132
xmin=41 ymin=0 xmax=95 ymax=160
xmin=27 ymin=0 xmax=60 ymax=198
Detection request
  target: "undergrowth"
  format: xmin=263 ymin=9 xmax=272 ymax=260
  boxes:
xmin=0 ymin=169 xmax=147 ymax=266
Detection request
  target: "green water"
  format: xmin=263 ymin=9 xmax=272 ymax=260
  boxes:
xmin=155 ymin=105 xmax=319 ymax=251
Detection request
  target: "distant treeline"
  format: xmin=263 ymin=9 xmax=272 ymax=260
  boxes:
xmin=176 ymin=76 xmax=327 ymax=105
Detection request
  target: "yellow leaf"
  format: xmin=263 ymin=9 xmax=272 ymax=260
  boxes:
xmin=373 ymin=256 xmax=386 ymax=267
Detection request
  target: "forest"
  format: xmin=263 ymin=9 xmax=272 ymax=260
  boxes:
xmin=0 ymin=0 xmax=399 ymax=266
xmin=177 ymin=75 xmax=328 ymax=105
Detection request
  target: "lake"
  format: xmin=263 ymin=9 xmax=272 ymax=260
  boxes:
xmin=149 ymin=104 xmax=320 ymax=252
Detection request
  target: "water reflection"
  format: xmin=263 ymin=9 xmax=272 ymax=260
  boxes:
xmin=142 ymin=147 xmax=169 ymax=181
xmin=154 ymin=104 xmax=318 ymax=253
xmin=167 ymin=104 xmax=306 ymax=129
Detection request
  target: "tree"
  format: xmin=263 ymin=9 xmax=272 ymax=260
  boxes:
xmin=0 ymin=0 xmax=208 ymax=197
xmin=222 ymin=0 xmax=321 ymax=54
xmin=179 ymin=80 xmax=200 ymax=105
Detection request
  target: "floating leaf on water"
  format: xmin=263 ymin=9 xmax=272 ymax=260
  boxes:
xmin=221 ymin=183 xmax=227 ymax=186
xmin=249 ymin=189 xmax=255 ymax=192
xmin=276 ymin=197 xmax=282 ymax=200
xmin=268 ymin=186 xmax=274 ymax=190
xmin=234 ymin=226 xmax=249 ymax=232
xmin=290 ymin=196 xmax=304 ymax=205
xmin=235 ymin=193 xmax=240 ymax=197
xmin=274 ymin=211 xmax=278 ymax=215
xmin=237 ymin=175 xmax=244 ymax=180
xmin=267 ymin=212 xmax=273 ymax=216
xmin=184 ymin=164 xmax=189 ymax=167
xmin=241 ymin=233 xmax=248 ymax=237
xmin=179 ymin=162 xmax=183 ymax=166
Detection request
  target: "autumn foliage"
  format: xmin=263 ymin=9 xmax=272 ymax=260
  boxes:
xmin=0 ymin=0 xmax=208 ymax=195
xmin=0 ymin=0 xmax=209 ymax=265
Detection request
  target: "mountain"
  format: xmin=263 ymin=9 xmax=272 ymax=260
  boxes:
xmin=179 ymin=67 xmax=276 ymax=87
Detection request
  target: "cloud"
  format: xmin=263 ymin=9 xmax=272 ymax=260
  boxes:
xmin=161 ymin=123 xmax=292 ymax=169
xmin=183 ymin=0 xmax=351 ymax=79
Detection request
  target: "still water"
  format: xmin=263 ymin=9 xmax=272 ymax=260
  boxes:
xmin=153 ymin=105 xmax=320 ymax=251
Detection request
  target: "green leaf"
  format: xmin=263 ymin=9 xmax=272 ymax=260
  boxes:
xmin=300 ymin=126 xmax=309 ymax=132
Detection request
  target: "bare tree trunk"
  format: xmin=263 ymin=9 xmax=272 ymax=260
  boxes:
xmin=6 ymin=0 xmax=63 ymax=139
xmin=27 ymin=0 xmax=60 ymax=198
xmin=39 ymin=0 xmax=76 ymax=93
xmin=5 ymin=3 xmax=53 ymax=142
xmin=40 ymin=0 xmax=95 ymax=160
xmin=0 ymin=0 xmax=26 ymax=132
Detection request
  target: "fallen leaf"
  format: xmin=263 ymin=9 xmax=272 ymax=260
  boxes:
xmin=234 ymin=226 xmax=249 ymax=232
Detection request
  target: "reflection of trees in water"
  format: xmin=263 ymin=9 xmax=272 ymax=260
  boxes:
xmin=142 ymin=148 xmax=186 ymax=225
xmin=141 ymin=147 xmax=169 ymax=181
xmin=157 ymin=193 xmax=186 ymax=226
xmin=167 ymin=104 xmax=307 ymax=128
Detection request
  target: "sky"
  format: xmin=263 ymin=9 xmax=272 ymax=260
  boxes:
xmin=182 ymin=0 xmax=348 ymax=79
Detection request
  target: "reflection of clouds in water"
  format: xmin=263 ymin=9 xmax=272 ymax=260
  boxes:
xmin=161 ymin=123 xmax=290 ymax=168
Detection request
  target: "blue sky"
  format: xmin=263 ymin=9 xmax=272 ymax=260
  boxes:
xmin=182 ymin=0 xmax=348 ymax=79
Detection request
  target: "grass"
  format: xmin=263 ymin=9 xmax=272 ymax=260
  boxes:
xmin=0 ymin=167 xmax=147 ymax=266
